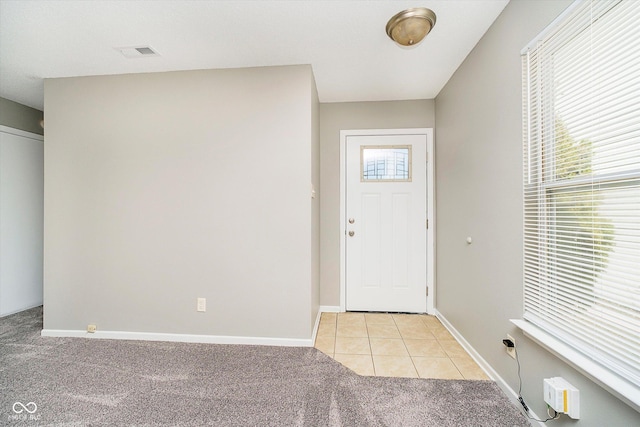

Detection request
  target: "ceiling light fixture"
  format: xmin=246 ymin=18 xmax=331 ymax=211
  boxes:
xmin=386 ymin=7 xmax=437 ymax=47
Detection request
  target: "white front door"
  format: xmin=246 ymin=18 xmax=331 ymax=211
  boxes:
xmin=344 ymin=131 xmax=429 ymax=313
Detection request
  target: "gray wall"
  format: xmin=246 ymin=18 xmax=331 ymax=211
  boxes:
xmin=435 ymin=0 xmax=639 ymax=425
xmin=44 ymin=65 xmax=319 ymax=340
xmin=0 ymin=127 xmax=44 ymax=316
xmin=0 ymin=97 xmax=44 ymax=136
xmin=319 ymin=100 xmax=435 ymax=306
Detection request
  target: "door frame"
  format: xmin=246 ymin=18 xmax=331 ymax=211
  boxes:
xmin=339 ymin=128 xmax=435 ymax=313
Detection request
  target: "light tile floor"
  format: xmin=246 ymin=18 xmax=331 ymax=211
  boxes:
xmin=314 ymin=312 xmax=489 ymax=380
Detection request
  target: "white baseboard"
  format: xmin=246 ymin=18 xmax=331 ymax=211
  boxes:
xmin=41 ymin=329 xmax=313 ymax=347
xmin=0 ymin=125 xmax=44 ymax=140
xmin=311 ymin=309 xmax=323 ymax=344
xmin=40 ymin=310 xmax=343 ymax=348
xmin=434 ymin=310 xmax=544 ymax=427
xmin=319 ymin=305 xmax=341 ymax=313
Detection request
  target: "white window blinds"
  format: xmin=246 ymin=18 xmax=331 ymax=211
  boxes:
xmin=522 ymin=0 xmax=640 ymax=389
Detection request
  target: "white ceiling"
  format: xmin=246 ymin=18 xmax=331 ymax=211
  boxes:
xmin=0 ymin=0 xmax=509 ymax=111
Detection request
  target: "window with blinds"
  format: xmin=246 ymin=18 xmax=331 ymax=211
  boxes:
xmin=522 ymin=0 xmax=640 ymax=390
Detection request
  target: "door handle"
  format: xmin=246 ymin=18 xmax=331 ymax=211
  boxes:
xmin=348 ymin=218 xmax=355 ymax=224
xmin=348 ymin=231 xmax=355 ymax=237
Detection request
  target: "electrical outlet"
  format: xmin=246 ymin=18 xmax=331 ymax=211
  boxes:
xmin=197 ymin=297 xmax=206 ymax=312
xmin=87 ymin=324 xmax=97 ymax=333
xmin=505 ymin=334 xmax=516 ymax=359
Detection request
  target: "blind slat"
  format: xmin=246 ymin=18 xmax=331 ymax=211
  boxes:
xmin=522 ymin=0 xmax=640 ymax=389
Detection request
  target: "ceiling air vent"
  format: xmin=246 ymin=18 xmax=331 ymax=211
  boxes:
xmin=115 ymin=46 xmax=160 ymax=59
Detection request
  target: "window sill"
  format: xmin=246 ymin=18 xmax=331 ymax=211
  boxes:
xmin=511 ymin=319 xmax=640 ymax=413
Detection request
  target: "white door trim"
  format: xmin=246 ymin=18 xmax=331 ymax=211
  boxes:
xmin=339 ymin=128 xmax=435 ymax=313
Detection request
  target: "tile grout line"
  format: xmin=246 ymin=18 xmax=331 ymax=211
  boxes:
xmin=320 ymin=313 xmax=338 ymax=358
xmin=363 ymin=316 xmax=377 ymax=376
xmin=449 ymin=356 xmax=466 ymax=380
xmin=391 ymin=314 xmax=420 ymax=378
xmin=430 ymin=316 xmax=466 ymax=380
xmin=404 ymin=317 xmax=421 ymax=378
xmin=332 ymin=313 xmax=337 ymax=357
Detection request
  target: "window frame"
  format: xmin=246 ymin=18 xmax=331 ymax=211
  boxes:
xmin=518 ymin=0 xmax=640 ymax=412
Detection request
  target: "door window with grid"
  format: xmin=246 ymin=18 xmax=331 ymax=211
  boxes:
xmin=361 ymin=146 xmax=411 ymax=182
